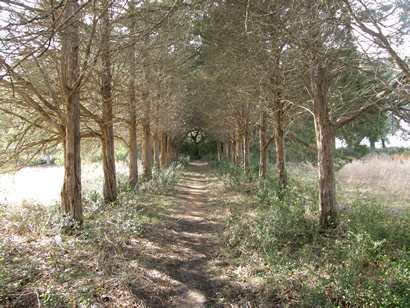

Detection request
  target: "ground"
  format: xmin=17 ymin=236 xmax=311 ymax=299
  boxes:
xmin=130 ymin=161 xmax=263 ymax=307
xmin=1 ymin=157 xmax=408 ymax=307
xmin=0 ymin=161 xmax=268 ymax=307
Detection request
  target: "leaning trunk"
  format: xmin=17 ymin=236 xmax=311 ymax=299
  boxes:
xmin=100 ymin=5 xmax=117 ymax=203
xmin=61 ymin=0 xmax=82 ymax=223
xmin=259 ymin=111 xmax=268 ymax=178
xmin=312 ymin=62 xmax=337 ymax=229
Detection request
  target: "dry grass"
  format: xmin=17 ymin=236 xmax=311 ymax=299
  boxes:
xmin=338 ymin=154 xmax=410 ymax=209
xmin=0 ymin=162 xmax=179 ymax=307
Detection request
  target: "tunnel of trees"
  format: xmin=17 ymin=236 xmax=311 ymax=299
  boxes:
xmin=0 ymin=0 xmax=409 ymax=231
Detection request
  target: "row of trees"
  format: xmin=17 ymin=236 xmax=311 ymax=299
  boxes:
xmin=191 ymin=0 xmax=409 ymax=228
xmin=0 ymin=0 xmax=408 ymax=229
xmin=0 ymin=0 xmax=197 ymax=223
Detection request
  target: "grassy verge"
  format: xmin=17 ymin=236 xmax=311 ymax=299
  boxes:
xmin=216 ymin=161 xmax=410 ymax=307
xmin=0 ymin=162 xmax=182 ymax=307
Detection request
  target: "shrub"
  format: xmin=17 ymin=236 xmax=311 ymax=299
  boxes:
xmin=225 ymin=174 xmax=410 ymax=307
xmin=140 ymin=162 xmax=182 ymax=194
xmin=215 ymin=160 xmax=252 ymax=188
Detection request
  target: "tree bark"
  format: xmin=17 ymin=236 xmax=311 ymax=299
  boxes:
xmin=235 ymin=129 xmax=242 ymax=167
xmin=60 ymin=0 xmax=82 ymax=223
xmin=223 ymin=142 xmax=228 ymax=160
xmin=227 ymin=141 xmax=232 ymax=162
xmin=160 ymin=132 xmax=168 ymax=169
xmin=274 ymin=100 xmax=287 ymax=187
xmin=167 ymin=138 xmax=177 ymax=162
xmin=100 ymin=3 xmax=117 ymax=203
xmin=243 ymin=119 xmax=250 ymax=174
xmin=127 ymin=0 xmax=138 ymax=188
xmin=142 ymin=120 xmax=152 ymax=179
xmin=312 ymin=63 xmax=337 ymax=229
xmin=259 ymin=111 xmax=268 ymax=178
xmin=153 ymin=132 xmax=160 ymax=168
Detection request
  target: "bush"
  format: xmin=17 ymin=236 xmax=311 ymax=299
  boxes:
xmin=139 ymin=162 xmax=182 ymax=194
xmin=215 ymin=160 xmax=253 ymax=188
xmin=225 ymin=175 xmax=410 ymax=307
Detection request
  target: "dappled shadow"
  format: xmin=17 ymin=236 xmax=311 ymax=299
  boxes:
xmin=0 ymin=162 xmax=275 ymax=308
xmin=123 ymin=163 xmax=266 ymax=307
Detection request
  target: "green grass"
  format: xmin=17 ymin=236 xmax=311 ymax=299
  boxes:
xmin=217 ymin=160 xmax=410 ymax=307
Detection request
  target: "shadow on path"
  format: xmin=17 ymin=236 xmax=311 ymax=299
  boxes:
xmin=129 ymin=161 xmax=263 ymax=307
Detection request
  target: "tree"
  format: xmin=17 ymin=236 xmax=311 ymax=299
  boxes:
xmin=127 ymin=0 xmax=139 ymax=188
xmin=61 ymin=0 xmax=83 ymax=223
xmin=99 ymin=0 xmax=117 ymax=203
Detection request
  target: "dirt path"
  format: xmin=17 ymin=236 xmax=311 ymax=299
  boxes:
xmin=134 ymin=161 xmax=256 ymax=307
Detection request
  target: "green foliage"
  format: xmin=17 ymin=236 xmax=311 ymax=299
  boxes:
xmin=214 ymin=160 xmax=253 ymax=188
xmin=139 ymin=161 xmax=183 ymax=194
xmin=180 ymin=135 xmax=218 ymax=160
xmin=225 ymin=172 xmax=410 ymax=307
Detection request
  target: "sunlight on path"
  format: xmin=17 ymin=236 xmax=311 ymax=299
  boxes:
xmin=133 ymin=160 xmax=244 ymax=307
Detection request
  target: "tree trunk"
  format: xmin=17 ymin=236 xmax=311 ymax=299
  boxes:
xmin=160 ymin=132 xmax=168 ymax=169
xmin=243 ymin=120 xmax=250 ymax=174
xmin=369 ymin=138 xmax=376 ymax=150
xmin=217 ymin=142 xmax=222 ymax=161
xmin=142 ymin=120 xmax=152 ymax=179
xmin=312 ymin=63 xmax=337 ymax=229
xmin=235 ymin=130 xmax=242 ymax=167
xmin=167 ymin=138 xmax=177 ymax=162
xmin=153 ymin=133 xmax=160 ymax=168
xmin=60 ymin=0 xmax=82 ymax=223
xmin=259 ymin=111 xmax=268 ymax=178
xmin=101 ymin=133 xmax=117 ymax=202
xmin=227 ymin=141 xmax=232 ymax=162
xmin=223 ymin=142 xmax=228 ymax=160
xmin=232 ymin=139 xmax=237 ymax=164
xmin=100 ymin=4 xmax=117 ymax=203
xmin=127 ymin=0 xmax=138 ymax=188
xmin=381 ymin=138 xmax=386 ymax=149
xmin=274 ymin=101 xmax=287 ymax=187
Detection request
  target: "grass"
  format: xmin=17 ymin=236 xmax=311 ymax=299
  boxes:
xmin=338 ymin=154 xmax=410 ymax=210
xmin=216 ymin=158 xmax=410 ymax=307
xmin=0 ymin=162 xmax=181 ymax=307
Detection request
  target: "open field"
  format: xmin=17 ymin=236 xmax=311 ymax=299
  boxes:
xmin=338 ymin=154 xmax=410 ymax=207
xmin=0 ymin=162 xmax=134 ymax=207
xmin=0 ymin=154 xmax=408 ymax=211
xmin=287 ymin=154 xmax=410 ymax=211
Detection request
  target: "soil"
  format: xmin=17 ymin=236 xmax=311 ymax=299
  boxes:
xmin=132 ymin=161 xmax=263 ymax=307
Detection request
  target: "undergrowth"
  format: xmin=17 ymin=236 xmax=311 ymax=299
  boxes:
xmin=218 ymin=160 xmax=410 ymax=307
xmin=0 ymin=163 xmax=181 ymax=307
xmin=139 ymin=161 xmax=184 ymax=194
